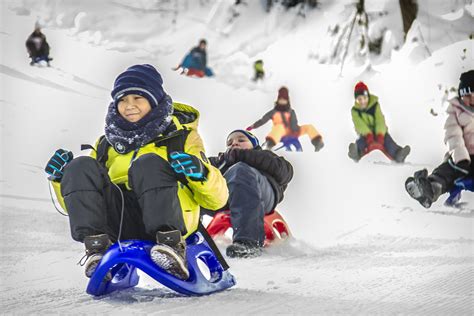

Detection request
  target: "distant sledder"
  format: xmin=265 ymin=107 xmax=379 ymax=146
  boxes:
xmin=253 ymin=59 xmax=265 ymax=82
xmin=247 ymin=87 xmax=324 ymax=152
xmin=25 ymin=22 xmax=52 ymax=67
xmin=174 ymin=39 xmax=214 ymax=78
xmin=348 ymin=82 xmax=410 ymax=163
xmin=406 ymin=70 xmax=474 ymax=208
xmin=205 ymin=130 xmax=294 ymax=258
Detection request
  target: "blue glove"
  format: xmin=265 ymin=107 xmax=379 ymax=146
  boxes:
xmin=45 ymin=149 xmax=74 ymax=181
xmin=169 ymin=152 xmax=208 ymax=182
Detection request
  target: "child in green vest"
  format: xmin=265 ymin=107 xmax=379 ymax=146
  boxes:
xmin=253 ymin=60 xmax=264 ymax=81
xmin=348 ymin=81 xmax=410 ymax=162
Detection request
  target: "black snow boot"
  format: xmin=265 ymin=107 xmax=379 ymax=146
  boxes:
xmin=395 ymin=145 xmax=411 ymax=163
xmin=348 ymin=143 xmax=361 ymax=162
xmin=311 ymin=136 xmax=324 ymax=152
xmin=405 ymin=169 xmax=443 ymax=208
xmin=150 ymin=230 xmax=189 ymax=280
xmin=82 ymin=234 xmax=112 ymax=280
xmin=262 ymin=138 xmax=276 ymax=150
xmin=226 ymin=240 xmax=262 ymax=258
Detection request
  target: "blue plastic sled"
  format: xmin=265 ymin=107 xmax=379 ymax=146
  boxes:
xmin=275 ymin=136 xmax=303 ymax=152
xmin=445 ymin=177 xmax=473 ymax=206
xmin=86 ymin=231 xmax=236 ymax=296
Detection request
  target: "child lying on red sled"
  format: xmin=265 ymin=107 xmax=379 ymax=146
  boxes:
xmin=207 ymin=130 xmax=294 ymax=258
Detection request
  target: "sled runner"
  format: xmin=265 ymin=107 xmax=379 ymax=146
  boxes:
xmin=86 ymin=229 xmax=236 ymax=297
xmin=206 ymin=210 xmax=292 ymax=246
xmin=275 ymin=136 xmax=303 ymax=152
xmin=445 ymin=177 xmax=474 ymax=207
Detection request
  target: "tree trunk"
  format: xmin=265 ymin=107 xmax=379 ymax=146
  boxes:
xmin=399 ymin=0 xmax=418 ymax=41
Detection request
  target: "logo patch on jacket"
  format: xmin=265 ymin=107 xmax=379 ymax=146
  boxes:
xmin=114 ymin=142 xmax=126 ymax=154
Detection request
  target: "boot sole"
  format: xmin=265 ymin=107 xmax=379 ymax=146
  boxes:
xmin=348 ymin=144 xmax=360 ymax=162
xmin=395 ymin=147 xmax=411 ymax=163
xmin=405 ymin=177 xmax=432 ymax=208
xmin=226 ymin=246 xmax=262 ymax=259
xmin=85 ymin=255 xmax=112 ymax=281
xmin=150 ymin=245 xmax=189 ymax=280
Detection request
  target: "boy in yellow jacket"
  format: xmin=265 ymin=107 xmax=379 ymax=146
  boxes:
xmin=44 ymin=64 xmax=228 ymax=281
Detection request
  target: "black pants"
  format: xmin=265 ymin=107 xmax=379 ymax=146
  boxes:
xmin=224 ymin=162 xmax=275 ymax=246
xmin=429 ymin=155 xmax=474 ymax=193
xmin=61 ymin=154 xmax=186 ymax=242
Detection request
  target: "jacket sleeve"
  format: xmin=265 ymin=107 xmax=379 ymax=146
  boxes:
xmin=351 ymin=108 xmax=372 ymax=136
xmin=208 ymin=153 xmax=225 ymax=169
xmin=252 ymin=109 xmax=275 ymax=129
xmin=51 ymin=180 xmax=67 ymax=212
xmin=374 ymin=103 xmax=388 ymax=135
xmin=444 ymin=105 xmax=470 ymax=163
xmin=25 ymin=35 xmax=34 ymax=53
xmin=184 ymin=130 xmax=229 ymax=210
xmin=237 ymin=149 xmax=293 ymax=186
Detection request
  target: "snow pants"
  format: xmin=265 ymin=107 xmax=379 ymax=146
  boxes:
xmin=223 ymin=162 xmax=275 ymax=246
xmin=61 ymin=155 xmax=186 ymax=242
xmin=429 ymin=155 xmax=474 ymax=193
xmin=267 ymin=124 xmax=320 ymax=144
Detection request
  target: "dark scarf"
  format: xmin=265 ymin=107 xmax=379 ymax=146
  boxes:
xmin=105 ymin=95 xmax=174 ymax=154
xmin=274 ymin=102 xmax=291 ymax=112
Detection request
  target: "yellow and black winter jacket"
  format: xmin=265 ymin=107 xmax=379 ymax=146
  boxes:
xmin=51 ymin=103 xmax=229 ymax=238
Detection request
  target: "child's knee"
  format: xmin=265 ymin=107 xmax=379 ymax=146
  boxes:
xmin=129 ymin=153 xmax=170 ymax=178
xmin=129 ymin=154 xmax=176 ymax=192
xmin=224 ymin=162 xmax=259 ymax=184
xmin=63 ymin=156 xmax=103 ymax=180
xmin=61 ymin=157 xmax=107 ymax=195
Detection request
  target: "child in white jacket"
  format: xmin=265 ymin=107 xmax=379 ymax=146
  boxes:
xmin=406 ymin=70 xmax=474 ymax=208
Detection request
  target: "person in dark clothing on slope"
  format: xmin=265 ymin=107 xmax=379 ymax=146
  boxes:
xmin=26 ymin=23 xmax=51 ymax=66
xmin=209 ymin=130 xmax=293 ymax=258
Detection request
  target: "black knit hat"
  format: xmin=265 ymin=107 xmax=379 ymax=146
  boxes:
xmin=111 ymin=64 xmax=166 ymax=108
xmin=459 ymin=70 xmax=474 ymax=97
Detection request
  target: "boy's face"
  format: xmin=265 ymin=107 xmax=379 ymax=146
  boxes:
xmin=199 ymin=43 xmax=207 ymax=50
xmin=226 ymin=132 xmax=254 ymax=150
xmin=461 ymin=93 xmax=474 ymax=107
xmin=356 ymin=95 xmax=369 ymax=108
xmin=117 ymin=94 xmax=152 ymax=123
xmin=277 ymin=98 xmax=288 ymax=106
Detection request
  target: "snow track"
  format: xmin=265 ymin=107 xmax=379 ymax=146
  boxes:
xmin=1 ymin=1 xmax=473 ymax=314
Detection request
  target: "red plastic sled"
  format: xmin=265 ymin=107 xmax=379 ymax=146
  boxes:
xmin=364 ymin=143 xmax=393 ymax=160
xmin=206 ymin=210 xmax=291 ymax=247
xmin=185 ymin=68 xmax=205 ymax=77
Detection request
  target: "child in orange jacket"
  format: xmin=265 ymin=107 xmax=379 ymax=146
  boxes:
xmin=247 ymin=87 xmax=324 ymax=151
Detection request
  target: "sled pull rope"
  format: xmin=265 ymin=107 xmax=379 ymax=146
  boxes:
xmin=48 ymin=180 xmax=68 ymax=217
xmin=112 ymin=182 xmax=125 ymax=252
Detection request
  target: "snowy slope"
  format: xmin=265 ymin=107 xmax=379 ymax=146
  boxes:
xmin=1 ymin=1 xmax=474 ymax=314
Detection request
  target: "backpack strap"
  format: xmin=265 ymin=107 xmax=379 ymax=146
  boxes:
xmin=81 ymin=135 xmax=110 ymax=168
xmin=96 ymin=135 xmax=110 ymax=167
